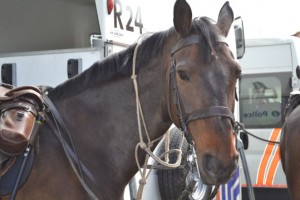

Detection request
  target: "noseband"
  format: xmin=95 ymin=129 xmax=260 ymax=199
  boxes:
xmin=168 ymin=34 xmax=235 ymax=144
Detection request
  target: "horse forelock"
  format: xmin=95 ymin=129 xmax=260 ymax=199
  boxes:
xmin=190 ymin=17 xmax=219 ymax=64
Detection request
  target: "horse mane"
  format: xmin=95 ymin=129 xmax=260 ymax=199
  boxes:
xmin=49 ymin=17 xmax=218 ymax=99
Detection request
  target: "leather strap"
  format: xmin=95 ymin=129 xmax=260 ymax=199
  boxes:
xmin=0 ymin=101 xmax=38 ymax=116
xmin=171 ymin=35 xmax=202 ymax=55
xmin=185 ymin=106 xmax=235 ymax=126
xmin=169 ymin=60 xmax=193 ymax=144
xmin=171 ymin=34 xmax=228 ymax=56
xmin=43 ymin=94 xmax=108 ymax=200
xmin=0 ymin=84 xmax=43 ymax=110
xmin=44 ymin=117 xmax=97 ymax=184
xmin=6 ymin=86 xmax=41 ymax=96
xmin=217 ymin=35 xmax=228 ymax=46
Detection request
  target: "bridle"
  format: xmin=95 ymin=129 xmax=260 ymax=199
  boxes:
xmin=168 ymin=34 xmax=235 ymax=144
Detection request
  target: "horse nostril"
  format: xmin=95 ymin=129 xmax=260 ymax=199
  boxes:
xmin=203 ymin=153 xmax=219 ymax=175
xmin=203 ymin=153 xmax=238 ymax=179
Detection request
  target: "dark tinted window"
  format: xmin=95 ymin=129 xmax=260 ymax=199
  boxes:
xmin=0 ymin=0 xmax=100 ymax=54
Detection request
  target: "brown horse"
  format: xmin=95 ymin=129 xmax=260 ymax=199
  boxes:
xmin=280 ymin=93 xmax=300 ymax=200
xmin=2 ymin=0 xmax=241 ymax=199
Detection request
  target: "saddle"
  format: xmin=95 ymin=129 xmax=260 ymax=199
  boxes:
xmin=0 ymin=83 xmax=44 ymax=155
xmin=0 ymin=83 xmax=45 ymax=196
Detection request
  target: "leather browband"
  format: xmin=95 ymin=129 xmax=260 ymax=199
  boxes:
xmin=171 ymin=35 xmax=202 ymax=55
xmin=171 ymin=34 xmax=228 ymax=56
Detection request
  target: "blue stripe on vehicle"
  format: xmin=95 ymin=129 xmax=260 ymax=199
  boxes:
xmin=220 ymin=166 xmax=240 ymax=200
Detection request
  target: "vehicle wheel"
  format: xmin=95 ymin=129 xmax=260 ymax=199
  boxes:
xmin=157 ymin=127 xmax=212 ymax=200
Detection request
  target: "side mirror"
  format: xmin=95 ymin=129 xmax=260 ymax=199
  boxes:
xmin=296 ymin=65 xmax=300 ymax=79
xmin=234 ymin=17 xmax=245 ymax=59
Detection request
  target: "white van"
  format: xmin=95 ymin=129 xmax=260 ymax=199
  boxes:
xmin=238 ymin=36 xmax=300 ymax=200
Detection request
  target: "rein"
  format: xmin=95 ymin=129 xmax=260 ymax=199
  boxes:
xmin=43 ymin=93 xmax=109 ymax=200
xmin=235 ymin=122 xmax=280 ymax=145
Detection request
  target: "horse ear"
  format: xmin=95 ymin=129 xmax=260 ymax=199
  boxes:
xmin=217 ymin=1 xmax=234 ymax=37
xmin=173 ymin=0 xmax=192 ymax=38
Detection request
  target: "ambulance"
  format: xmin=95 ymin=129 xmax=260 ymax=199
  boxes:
xmin=238 ymin=35 xmax=300 ymax=199
xmin=0 ymin=0 xmax=245 ymax=199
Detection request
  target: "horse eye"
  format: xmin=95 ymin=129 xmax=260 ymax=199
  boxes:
xmin=177 ymin=70 xmax=190 ymax=81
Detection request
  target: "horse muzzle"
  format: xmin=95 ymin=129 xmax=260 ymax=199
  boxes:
xmin=199 ymin=152 xmax=239 ymax=185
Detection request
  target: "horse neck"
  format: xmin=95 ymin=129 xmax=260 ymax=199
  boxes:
xmin=47 ymin=40 xmax=175 ymax=192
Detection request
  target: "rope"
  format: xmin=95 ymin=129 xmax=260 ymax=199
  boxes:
xmin=164 ymin=129 xmax=170 ymax=163
xmin=131 ymin=43 xmax=184 ymax=200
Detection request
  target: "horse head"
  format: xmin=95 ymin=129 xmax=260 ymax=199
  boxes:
xmin=168 ymin=0 xmax=241 ymax=185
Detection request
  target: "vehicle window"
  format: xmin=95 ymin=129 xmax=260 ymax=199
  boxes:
xmin=239 ymin=72 xmax=291 ymax=128
xmin=0 ymin=0 xmax=100 ymax=54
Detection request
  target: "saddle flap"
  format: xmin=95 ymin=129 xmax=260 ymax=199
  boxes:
xmin=0 ymin=149 xmax=34 ymax=196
